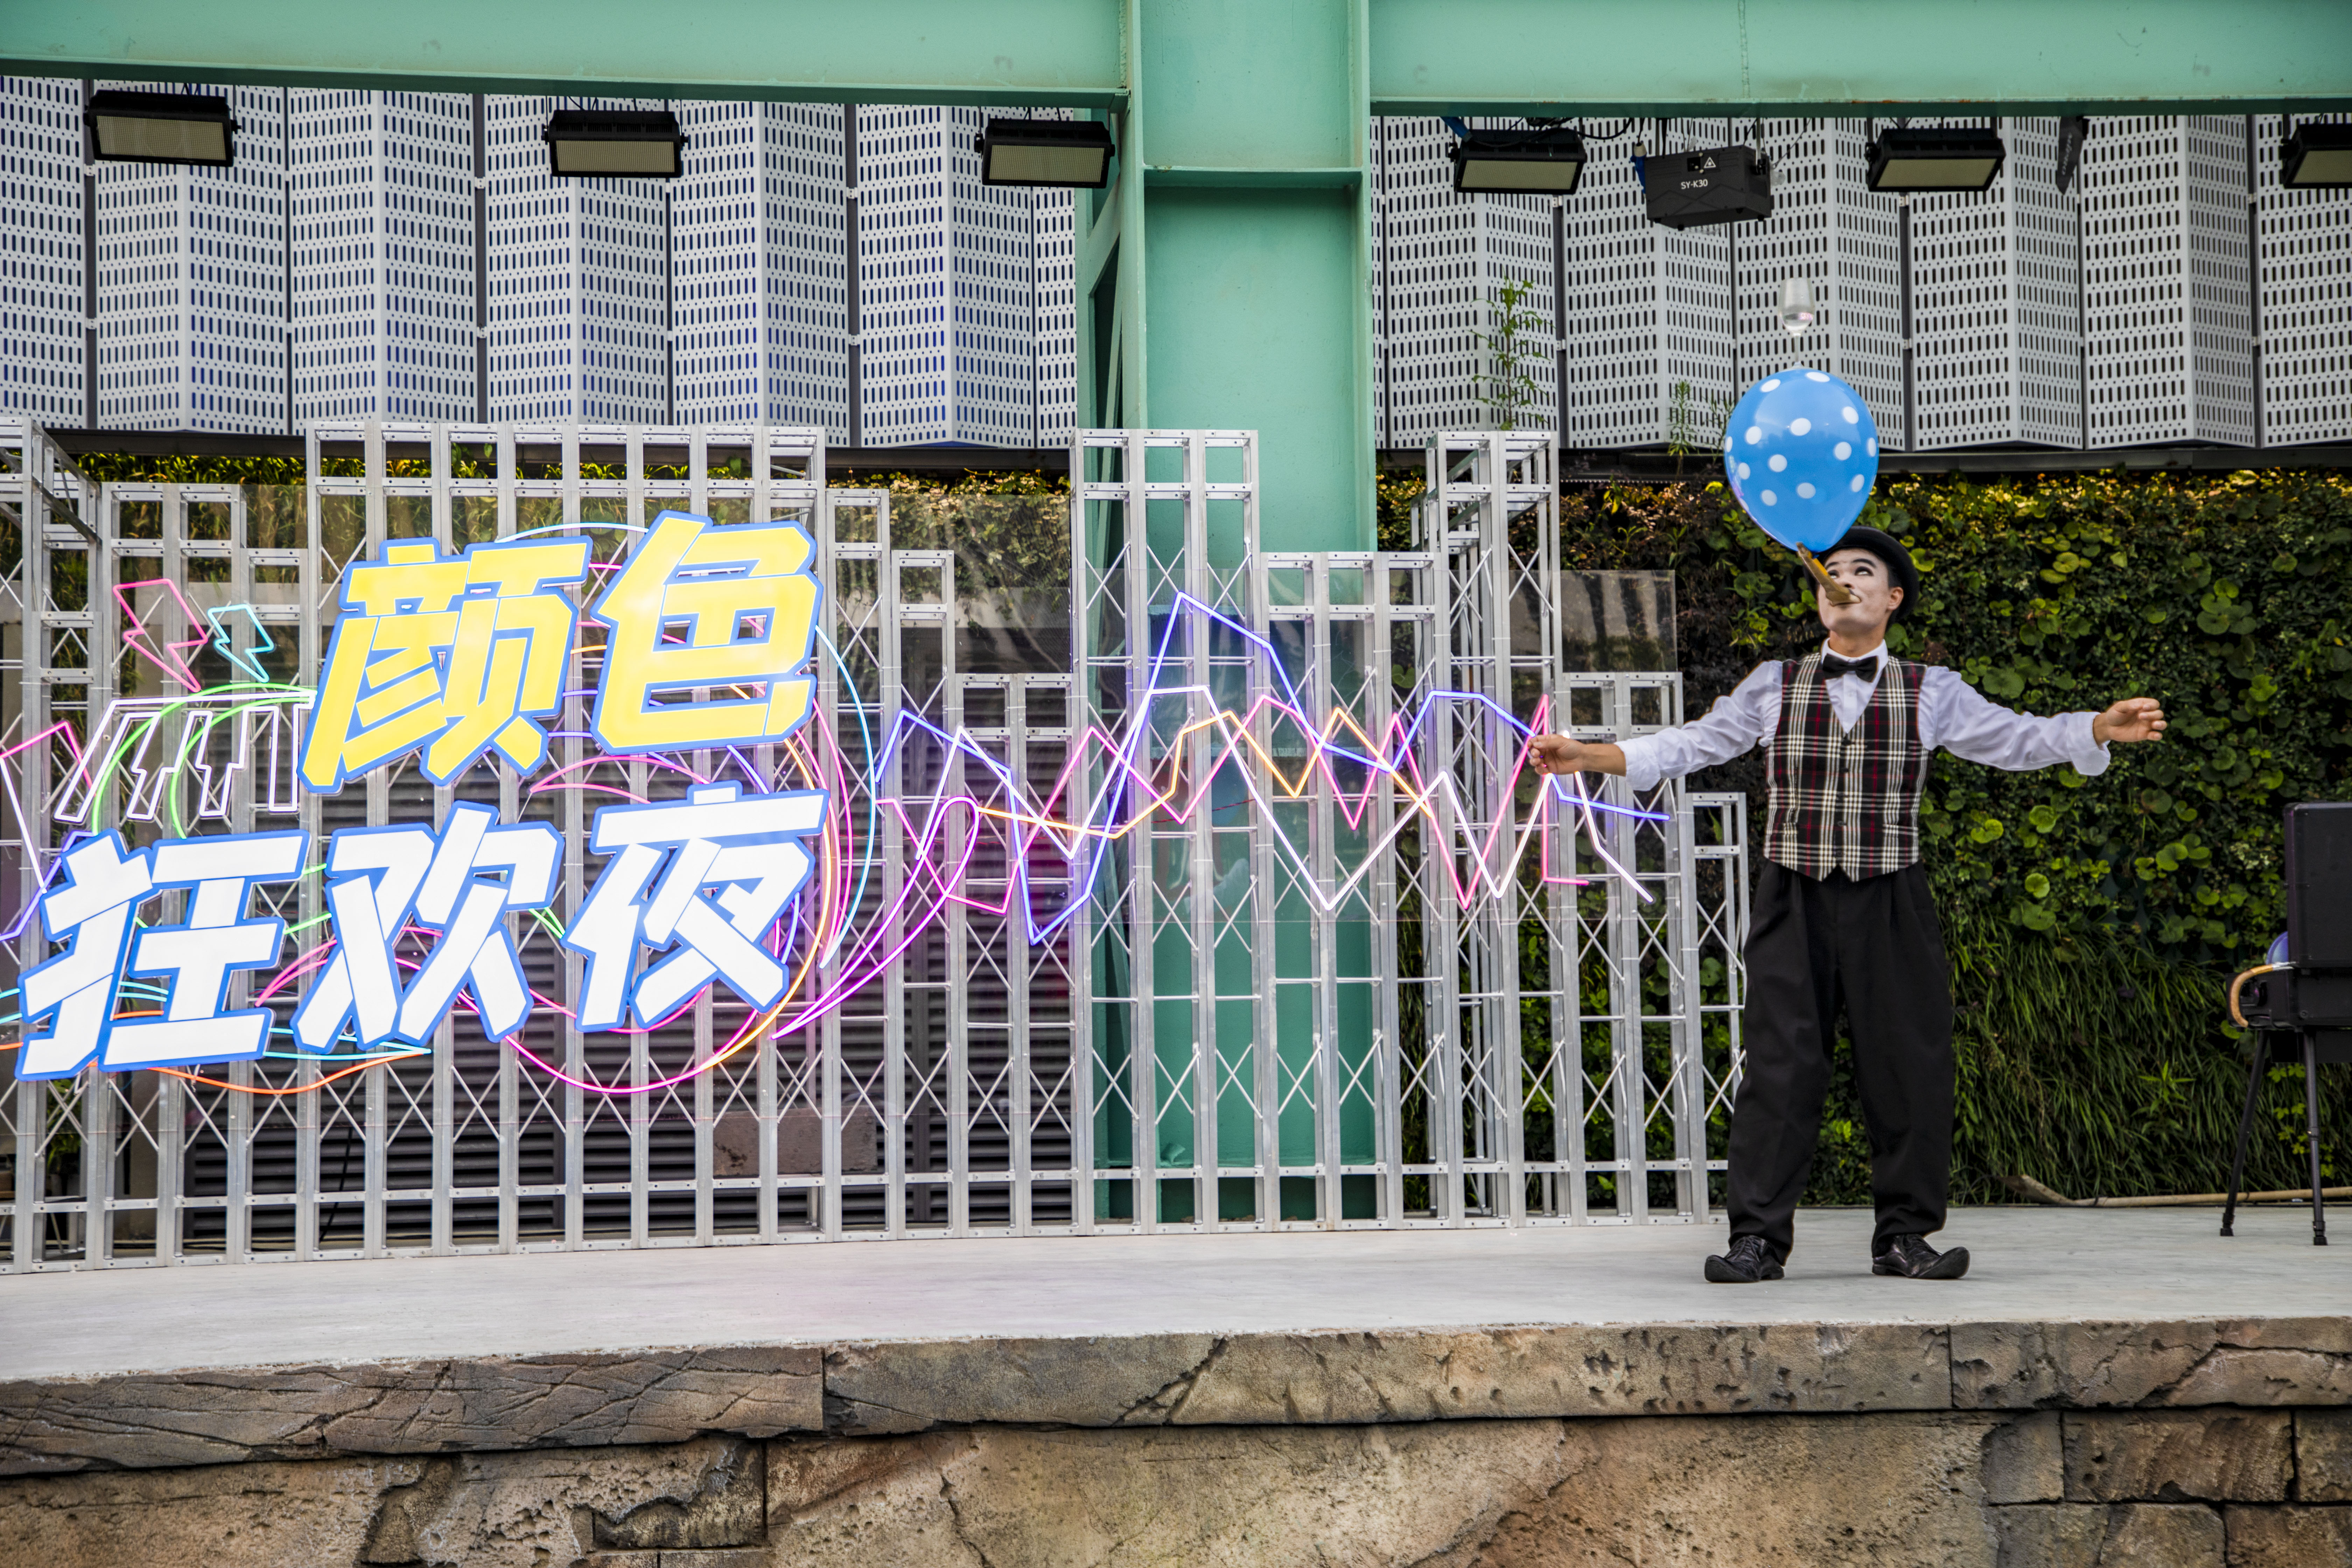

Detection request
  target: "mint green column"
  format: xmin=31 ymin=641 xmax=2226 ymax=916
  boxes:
xmin=1128 ymin=0 xmax=1376 ymax=554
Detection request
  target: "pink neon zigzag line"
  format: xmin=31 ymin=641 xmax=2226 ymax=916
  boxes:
xmin=113 ymin=579 xmax=212 ymax=694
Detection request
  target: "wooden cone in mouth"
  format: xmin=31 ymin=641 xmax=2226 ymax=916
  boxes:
xmin=1798 ymin=546 xmax=1860 ymax=606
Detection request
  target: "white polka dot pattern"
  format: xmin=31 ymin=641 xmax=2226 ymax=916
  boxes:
xmin=1720 ymin=364 xmax=1882 ymax=552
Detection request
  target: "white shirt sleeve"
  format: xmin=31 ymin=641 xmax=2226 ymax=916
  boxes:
xmin=1919 ymin=667 xmax=2110 ymax=776
xmin=1617 ymin=662 xmax=1782 ymax=791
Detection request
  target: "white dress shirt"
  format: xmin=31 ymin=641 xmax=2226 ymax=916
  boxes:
xmin=1615 ymin=640 xmax=2110 ymax=792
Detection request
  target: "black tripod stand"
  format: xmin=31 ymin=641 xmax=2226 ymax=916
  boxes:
xmin=2219 ymin=1024 xmax=2343 ymax=1245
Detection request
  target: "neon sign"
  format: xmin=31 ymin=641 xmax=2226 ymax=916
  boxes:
xmin=7 ymin=510 xmax=1659 ymax=1090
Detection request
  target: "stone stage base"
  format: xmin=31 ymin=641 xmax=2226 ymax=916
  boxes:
xmin=1 ymin=1207 xmax=2347 ymax=1566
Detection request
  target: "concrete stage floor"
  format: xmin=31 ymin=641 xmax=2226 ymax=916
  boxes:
xmin=5 ymin=1204 xmax=2347 ymax=1479
xmin=5 ymin=1204 xmax=2345 ymax=1382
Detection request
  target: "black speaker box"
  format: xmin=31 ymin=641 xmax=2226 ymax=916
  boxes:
xmin=2287 ymin=802 xmax=2352 ymax=968
xmin=1641 ymin=145 xmax=1772 ymax=230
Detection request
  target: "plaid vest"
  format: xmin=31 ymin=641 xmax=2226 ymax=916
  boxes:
xmin=1762 ymin=653 xmax=1933 ymax=881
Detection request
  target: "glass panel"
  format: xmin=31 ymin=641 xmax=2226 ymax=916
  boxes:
xmin=320 ymin=494 xmax=366 ymax=563
xmin=385 ymin=494 xmax=433 ymax=540
xmin=1558 ymin=570 xmax=1678 ymax=671
xmin=243 ymin=484 xmax=305 ymax=550
xmin=453 ymin=495 xmax=499 ymax=548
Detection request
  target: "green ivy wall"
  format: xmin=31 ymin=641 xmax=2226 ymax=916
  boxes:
xmin=1463 ymin=469 xmax=2351 ymax=1205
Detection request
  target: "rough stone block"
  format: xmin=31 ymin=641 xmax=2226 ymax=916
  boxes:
xmin=1990 ymin=1504 xmax=2106 ymax=1568
xmin=0 ymin=1457 xmax=410 ymax=1568
xmin=2064 ymin=1410 xmax=2292 ymax=1503
xmin=586 ymin=1438 xmax=762 ymax=1550
xmin=2099 ymin=1503 xmax=2224 ymax=1564
xmin=1951 ymin=1320 xmax=2352 ymax=1411
xmin=1172 ymin=1322 xmax=1954 ymax=1424
xmin=355 ymin=1436 xmax=761 ymax=1568
xmin=827 ymin=1322 xmax=1949 ymax=1433
xmin=2294 ymin=1409 xmax=2352 ymax=1503
xmin=0 ymin=1348 xmax=821 ymax=1475
xmin=1983 ymin=1413 xmax=2065 ymax=1504
xmin=766 ymin=1413 xmax=2013 ymax=1567
xmin=2225 ymin=1504 xmax=2352 ymax=1568
xmin=821 ymin=1333 xmax=1219 ymax=1433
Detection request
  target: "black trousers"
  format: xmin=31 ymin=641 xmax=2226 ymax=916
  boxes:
xmin=1727 ymin=861 xmax=1955 ymax=1259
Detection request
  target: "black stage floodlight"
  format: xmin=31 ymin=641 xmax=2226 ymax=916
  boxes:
xmin=1452 ymin=126 xmax=1587 ymax=194
xmin=2281 ymin=119 xmax=2352 ymax=189
xmin=543 ymin=110 xmax=688 ymax=178
xmin=976 ymin=119 xmax=1115 ymax=188
xmin=2055 ymin=116 xmax=2089 ymax=195
xmin=1867 ymin=125 xmax=2005 ymax=192
xmin=86 ymin=91 xmax=237 ymax=167
xmin=1642 ymin=145 xmax=1772 ymax=229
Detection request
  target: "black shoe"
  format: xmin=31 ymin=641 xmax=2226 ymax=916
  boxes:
xmin=1872 ymin=1234 xmax=1969 ymax=1280
xmin=1703 ymin=1234 xmax=1785 ymax=1283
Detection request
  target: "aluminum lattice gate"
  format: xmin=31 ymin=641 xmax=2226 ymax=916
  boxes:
xmin=0 ymin=416 xmax=1743 ymax=1269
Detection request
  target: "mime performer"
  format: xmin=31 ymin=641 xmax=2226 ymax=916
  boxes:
xmin=1530 ymin=527 xmax=2165 ymax=1282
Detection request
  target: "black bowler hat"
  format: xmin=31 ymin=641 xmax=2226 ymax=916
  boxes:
xmin=1825 ymin=526 xmax=1920 ymax=622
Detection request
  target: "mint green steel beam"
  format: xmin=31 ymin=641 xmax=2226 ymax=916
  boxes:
xmin=0 ymin=0 xmax=1127 ymax=108
xmin=1369 ymin=0 xmax=2352 ymax=117
xmin=17 ymin=1 xmax=2343 ymax=118
xmin=1128 ymin=0 xmax=1374 ymax=553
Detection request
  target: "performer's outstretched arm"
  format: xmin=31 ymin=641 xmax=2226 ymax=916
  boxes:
xmin=1529 ymin=662 xmax=1781 ymax=785
xmin=1925 ymin=672 xmax=2166 ymax=772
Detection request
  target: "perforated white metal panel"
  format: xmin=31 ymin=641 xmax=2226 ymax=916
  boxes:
xmin=2081 ymin=115 xmax=2255 ymax=448
xmin=852 ymin=106 xmax=1076 ymax=448
xmin=2 ymin=77 xmax=91 ymax=429
xmin=1910 ymin=118 xmax=2081 ymax=449
xmin=80 ymin=82 xmax=292 ymax=435
xmin=1555 ymin=120 xmax=1731 ymax=449
xmin=2255 ymin=113 xmax=2352 ymax=447
xmin=1372 ymin=118 xmax=1560 ymax=445
xmin=1733 ymin=119 xmax=1903 ymax=443
xmin=762 ymin=105 xmax=852 ymax=441
xmin=670 ymin=99 xmax=788 ymax=428
xmin=288 ymin=89 xmax=478 ymax=426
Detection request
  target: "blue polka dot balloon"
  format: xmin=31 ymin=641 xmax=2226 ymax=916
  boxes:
xmin=1720 ymin=367 xmax=1880 ymax=553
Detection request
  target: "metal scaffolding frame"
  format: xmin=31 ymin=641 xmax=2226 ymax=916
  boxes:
xmin=0 ymin=415 xmax=1743 ymax=1270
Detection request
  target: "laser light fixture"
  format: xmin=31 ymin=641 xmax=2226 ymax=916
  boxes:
xmin=1641 ymin=142 xmax=1773 ymax=229
xmin=1865 ymin=124 xmax=2007 ymax=192
xmin=1450 ymin=123 xmax=1588 ymax=195
xmin=543 ymin=109 xmax=689 ymax=179
xmin=975 ymin=119 xmax=1115 ymax=188
xmin=85 ymin=90 xmax=237 ymax=168
xmin=2280 ymin=118 xmax=2352 ymax=189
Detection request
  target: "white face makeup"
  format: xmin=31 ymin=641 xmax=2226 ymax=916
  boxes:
xmin=1817 ymin=547 xmax=1904 ymax=643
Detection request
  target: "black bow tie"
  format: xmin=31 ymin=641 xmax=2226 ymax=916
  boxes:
xmin=1821 ymin=654 xmax=1880 ymax=682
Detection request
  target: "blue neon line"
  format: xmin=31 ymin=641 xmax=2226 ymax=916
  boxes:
xmin=1544 ymin=775 xmax=1672 ymax=822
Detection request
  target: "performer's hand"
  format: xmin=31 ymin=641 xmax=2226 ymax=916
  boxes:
xmin=1527 ymin=734 xmax=1589 ymax=775
xmin=1526 ymin=735 xmax=1627 ymax=776
xmin=2094 ymin=697 xmax=2167 ymax=745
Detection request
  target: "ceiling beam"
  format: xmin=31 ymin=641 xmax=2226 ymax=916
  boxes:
xmin=0 ymin=0 xmax=1128 ymax=108
xmin=13 ymin=1 xmax=2347 ymax=119
xmin=1369 ymin=0 xmax=2352 ymax=119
